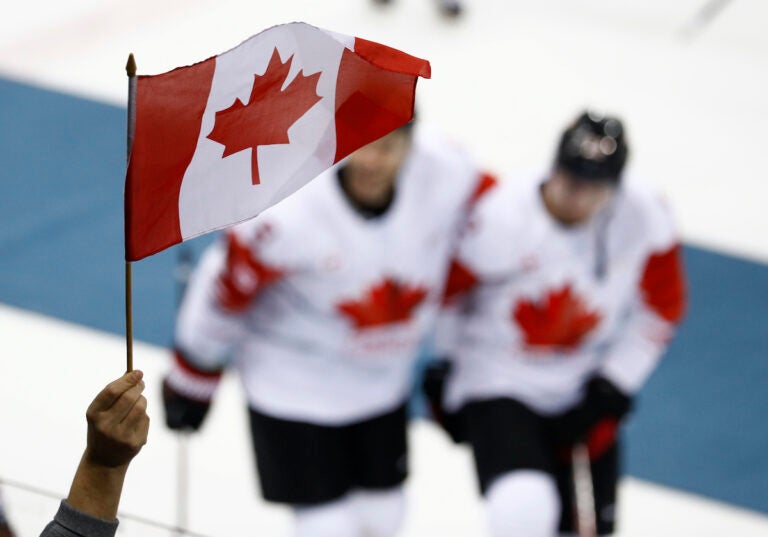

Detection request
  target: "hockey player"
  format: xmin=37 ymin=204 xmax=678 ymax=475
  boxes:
xmin=429 ymin=111 xmax=687 ymax=536
xmin=162 ymin=119 xmax=495 ymax=537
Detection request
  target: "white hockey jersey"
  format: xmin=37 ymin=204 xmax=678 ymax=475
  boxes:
xmin=438 ymin=173 xmax=687 ymax=415
xmin=167 ymin=128 xmax=495 ymax=425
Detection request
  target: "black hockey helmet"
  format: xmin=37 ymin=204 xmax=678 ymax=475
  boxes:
xmin=555 ymin=110 xmax=628 ymax=183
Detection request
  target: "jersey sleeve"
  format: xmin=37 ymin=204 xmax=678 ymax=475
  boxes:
xmin=168 ymin=218 xmax=290 ymax=401
xmin=434 ymin=172 xmax=499 ymax=357
xmin=440 ymin=172 xmax=500 ymax=303
xmin=598 ymin=195 xmax=688 ymax=394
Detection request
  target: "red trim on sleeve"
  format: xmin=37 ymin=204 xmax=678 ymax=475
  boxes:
xmin=216 ymin=230 xmax=285 ymax=312
xmin=173 ymin=350 xmax=223 ymax=379
xmin=640 ymin=243 xmax=687 ymax=323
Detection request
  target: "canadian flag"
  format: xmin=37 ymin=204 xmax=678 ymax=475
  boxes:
xmin=125 ymin=22 xmax=431 ymax=261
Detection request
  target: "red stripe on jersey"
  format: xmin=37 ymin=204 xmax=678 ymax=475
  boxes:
xmin=640 ymin=243 xmax=687 ymax=323
xmin=467 ymin=172 xmax=498 ymax=207
xmin=442 ymin=258 xmax=479 ymax=304
xmin=173 ymin=349 xmax=223 ymax=380
xmin=216 ymin=230 xmax=285 ymax=312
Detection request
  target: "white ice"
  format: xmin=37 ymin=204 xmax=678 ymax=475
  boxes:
xmin=2 ymin=304 xmax=768 ymax=536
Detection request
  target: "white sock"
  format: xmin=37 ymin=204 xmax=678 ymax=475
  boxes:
xmin=486 ymin=470 xmax=560 ymax=537
xmin=350 ymin=486 xmax=406 ymax=537
xmin=293 ymin=495 xmax=360 ymax=537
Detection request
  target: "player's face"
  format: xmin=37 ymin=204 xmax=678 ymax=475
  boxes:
xmin=344 ymin=128 xmax=412 ymax=207
xmin=543 ymin=169 xmax=616 ymax=225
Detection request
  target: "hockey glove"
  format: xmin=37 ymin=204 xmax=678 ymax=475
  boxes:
xmin=422 ymin=358 xmax=466 ymax=443
xmin=550 ymin=376 xmax=632 ymax=449
xmin=162 ymin=378 xmax=211 ymax=432
xmin=162 ymin=349 xmax=222 ymax=431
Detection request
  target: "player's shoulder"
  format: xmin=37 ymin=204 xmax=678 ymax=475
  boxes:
xmin=474 ymin=169 xmax=542 ymax=227
xmin=410 ymin=125 xmax=479 ymax=180
xmin=230 ymin=169 xmax=336 ymax=243
xmin=617 ymin=176 xmax=676 ymax=223
xmin=615 ymin=175 xmax=679 ymax=244
xmin=455 ymin=172 xmax=541 ymax=275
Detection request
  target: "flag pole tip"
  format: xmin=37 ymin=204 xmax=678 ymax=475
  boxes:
xmin=126 ymin=53 xmax=137 ymax=77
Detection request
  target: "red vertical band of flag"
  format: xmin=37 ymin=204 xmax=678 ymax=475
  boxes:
xmin=125 ymin=59 xmax=215 ymax=261
xmin=334 ymin=39 xmax=431 ymax=163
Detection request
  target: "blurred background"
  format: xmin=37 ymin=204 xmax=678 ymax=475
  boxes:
xmin=1 ymin=1 xmax=766 ymax=535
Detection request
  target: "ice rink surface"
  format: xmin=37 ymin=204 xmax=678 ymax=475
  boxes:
xmin=1 ymin=1 xmax=768 ymax=535
xmin=3 ymin=305 xmax=768 ymax=537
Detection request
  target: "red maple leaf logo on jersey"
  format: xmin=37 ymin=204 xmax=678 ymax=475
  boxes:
xmin=206 ymin=48 xmax=322 ymax=185
xmin=513 ymin=284 xmax=601 ymax=349
xmin=337 ymin=278 xmax=429 ymax=329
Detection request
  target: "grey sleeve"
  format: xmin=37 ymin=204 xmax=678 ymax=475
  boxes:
xmin=40 ymin=500 xmax=119 ymax=537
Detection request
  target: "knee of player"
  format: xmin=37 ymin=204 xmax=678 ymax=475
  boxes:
xmin=486 ymin=470 xmax=560 ymax=537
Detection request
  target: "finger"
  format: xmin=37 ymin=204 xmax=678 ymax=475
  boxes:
xmin=88 ymin=370 xmax=144 ymax=413
xmin=124 ymin=397 xmax=151 ymax=444
xmin=105 ymin=380 xmax=146 ymax=425
xmin=122 ymin=393 xmax=148 ymax=426
xmin=117 ymin=398 xmax=150 ymax=452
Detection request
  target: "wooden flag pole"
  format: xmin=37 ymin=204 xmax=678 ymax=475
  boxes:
xmin=125 ymin=261 xmax=133 ymax=372
xmin=125 ymin=53 xmax=137 ymax=372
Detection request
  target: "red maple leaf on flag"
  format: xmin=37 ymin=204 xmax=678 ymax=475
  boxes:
xmin=206 ymin=48 xmax=322 ymax=185
xmin=337 ymin=277 xmax=429 ymax=329
xmin=513 ymin=284 xmax=601 ymax=349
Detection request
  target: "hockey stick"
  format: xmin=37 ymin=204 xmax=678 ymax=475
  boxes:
xmin=571 ymin=443 xmax=597 ymax=537
xmin=679 ymin=0 xmax=734 ymax=41
xmin=174 ymin=432 xmax=190 ymax=537
xmin=173 ymin=247 xmax=195 ymax=537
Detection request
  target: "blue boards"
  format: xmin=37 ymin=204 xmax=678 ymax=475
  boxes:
xmin=1 ymin=77 xmax=766 ymax=513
